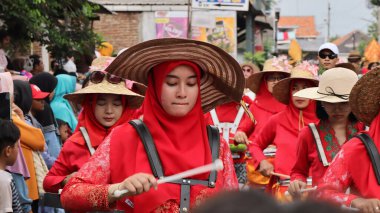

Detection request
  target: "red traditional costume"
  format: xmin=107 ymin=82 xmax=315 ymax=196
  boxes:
xmin=43 ymin=94 xmax=137 ymax=192
xmin=317 ymin=113 xmax=380 ymax=205
xmin=60 ymin=61 xmax=238 ymax=212
xmin=291 ymin=120 xmax=365 ymax=186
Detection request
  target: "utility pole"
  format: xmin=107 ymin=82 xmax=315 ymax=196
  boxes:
xmin=327 ymin=1 xmax=331 ymax=41
xmin=377 ymin=7 xmax=380 ymax=41
xmin=187 ymin=0 xmax=192 ymax=39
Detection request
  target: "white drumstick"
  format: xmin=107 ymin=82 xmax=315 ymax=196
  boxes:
xmin=113 ymin=159 xmax=224 ymax=198
xmin=284 ymin=186 xmax=317 ymax=196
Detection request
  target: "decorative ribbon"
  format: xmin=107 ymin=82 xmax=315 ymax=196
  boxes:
xmin=317 ymin=86 xmax=349 ymax=100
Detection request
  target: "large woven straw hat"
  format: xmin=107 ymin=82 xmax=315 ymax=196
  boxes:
xmin=64 ymin=77 xmax=144 ymax=109
xmin=105 ymin=38 xmax=245 ymax=113
xmin=246 ymin=57 xmax=291 ymax=93
xmin=273 ymin=62 xmax=319 ymax=104
xmin=349 ymin=67 xmax=380 ymax=125
xmin=293 ymin=67 xmax=358 ymax=103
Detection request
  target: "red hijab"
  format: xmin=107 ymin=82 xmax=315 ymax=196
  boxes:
xmin=68 ymin=94 xmax=136 ymax=147
xmin=282 ymin=80 xmax=318 ymax=135
xmin=131 ymin=61 xmax=213 ymax=212
xmin=253 ymin=77 xmax=286 ymax=114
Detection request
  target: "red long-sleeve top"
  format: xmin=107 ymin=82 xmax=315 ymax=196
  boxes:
xmin=290 ymin=121 xmax=365 ymax=186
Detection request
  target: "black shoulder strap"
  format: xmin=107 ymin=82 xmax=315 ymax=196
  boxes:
xmin=356 ymin=133 xmax=380 ymax=185
xmin=207 ymin=125 xmax=220 ymax=187
xmin=129 ymin=119 xmax=164 ymax=178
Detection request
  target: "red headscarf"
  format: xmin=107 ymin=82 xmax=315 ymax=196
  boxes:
xmin=369 ymin=112 xmax=380 ymax=147
xmin=253 ymin=77 xmax=286 ymax=114
xmin=131 ymin=60 xmax=213 ymax=212
xmin=68 ymin=94 xmax=137 ymax=147
xmin=282 ymin=80 xmax=318 ymax=135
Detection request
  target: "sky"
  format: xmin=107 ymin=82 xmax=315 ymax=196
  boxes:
xmin=275 ymin=0 xmax=374 ymax=37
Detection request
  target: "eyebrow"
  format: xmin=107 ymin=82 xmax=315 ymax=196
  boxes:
xmin=166 ymin=74 xmax=197 ymax=79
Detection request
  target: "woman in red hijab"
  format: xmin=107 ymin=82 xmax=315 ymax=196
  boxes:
xmin=233 ymin=57 xmax=291 ymax=188
xmin=249 ymin=64 xmax=320 ymax=199
xmin=43 ymin=70 xmax=144 ymax=193
xmin=316 ymin=68 xmax=380 ymax=212
xmin=60 ymin=38 xmax=242 ymax=212
xmin=289 ymin=68 xmax=365 ymax=198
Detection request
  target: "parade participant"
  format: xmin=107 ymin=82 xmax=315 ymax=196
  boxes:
xmin=316 ymin=67 xmax=380 ymax=212
xmin=60 ymin=38 xmax=241 ymax=212
xmin=50 ymin=74 xmax=77 ymax=132
xmin=288 ymin=68 xmax=364 ymax=198
xmin=204 ymin=62 xmax=257 ymax=186
xmin=234 ymin=57 xmax=290 ymax=188
xmin=317 ymin=43 xmax=339 ymax=75
xmin=43 ymin=70 xmax=144 ymax=193
xmin=249 ymin=63 xmax=319 ymax=199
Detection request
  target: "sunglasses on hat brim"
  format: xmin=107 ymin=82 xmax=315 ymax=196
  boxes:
xmin=90 ymin=71 xmax=123 ymax=84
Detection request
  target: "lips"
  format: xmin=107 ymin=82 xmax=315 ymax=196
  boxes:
xmin=103 ymin=118 xmax=114 ymax=122
xmin=173 ymin=103 xmax=189 ymax=105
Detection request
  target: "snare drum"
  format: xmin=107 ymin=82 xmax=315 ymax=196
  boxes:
xmin=273 ymin=177 xmax=313 ymax=202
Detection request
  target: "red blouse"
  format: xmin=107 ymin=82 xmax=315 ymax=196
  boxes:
xmin=43 ymin=140 xmax=92 ymax=193
xmin=291 ymin=121 xmax=365 ymax=186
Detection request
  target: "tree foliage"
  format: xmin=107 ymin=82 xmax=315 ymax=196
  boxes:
xmin=0 ymin=0 xmax=102 ymax=58
xmin=371 ymin=0 xmax=380 ymax=6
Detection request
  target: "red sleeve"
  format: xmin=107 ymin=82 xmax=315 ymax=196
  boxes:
xmin=43 ymin=141 xmax=89 ymax=193
xmin=61 ymin=135 xmax=112 ymax=212
xmin=316 ymin=149 xmax=358 ymax=206
xmin=248 ymin=116 xmax=277 ymax=168
xmin=290 ymin=127 xmax=311 ymax=183
xmin=237 ymin=114 xmax=254 ymax=135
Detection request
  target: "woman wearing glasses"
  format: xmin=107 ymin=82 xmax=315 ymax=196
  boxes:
xmin=60 ymin=38 xmax=240 ymax=212
xmin=249 ymin=63 xmax=319 ymax=199
xmin=43 ymin=61 xmax=144 ymax=193
xmin=233 ymin=57 xmax=290 ymax=188
xmin=288 ymin=68 xmax=364 ymax=199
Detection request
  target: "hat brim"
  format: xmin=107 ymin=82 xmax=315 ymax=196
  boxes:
xmin=33 ymin=92 xmax=50 ymax=100
xmin=349 ymin=68 xmax=380 ymax=125
xmin=273 ymin=77 xmax=319 ymax=104
xmin=246 ymin=70 xmax=290 ymax=93
xmin=105 ymin=38 xmax=245 ymax=113
xmin=293 ymin=87 xmax=349 ymax=103
xmin=64 ymin=81 xmax=144 ymax=108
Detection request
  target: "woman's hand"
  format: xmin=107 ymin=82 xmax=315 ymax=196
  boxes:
xmin=258 ymin=159 xmax=274 ymax=177
xmin=288 ymin=180 xmax=307 ymax=199
xmin=108 ymin=173 xmax=157 ymax=202
xmin=351 ymin=198 xmax=380 ymax=213
xmin=62 ymin=172 xmax=77 ymax=186
xmin=234 ymin=131 xmax=250 ymax=144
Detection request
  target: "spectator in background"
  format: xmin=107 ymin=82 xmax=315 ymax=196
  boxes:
xmin=0 ymin=119 xmax=23 ymax=213
xmin=0 ymin=30 xmax=11 ymax=72
xmin=317 ymin=43 xmax=339 ymax=75
xmin=30 ymin=72 xmax=61 ymax=159
xmin=29 ymin=55 xmax=44 ymax=76
xmin=347 ymin=51 xmax=362 ymax=75
xmin=56 ymin=119 xmax=70 ymax=144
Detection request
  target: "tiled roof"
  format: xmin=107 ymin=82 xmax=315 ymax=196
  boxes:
xmin=332 ymin=30 xmax=358 ymax=46
xmin=278 ymin=16 xmax=318 ymax=38
xmin=90 ymin=0 xmax=188 ymax=5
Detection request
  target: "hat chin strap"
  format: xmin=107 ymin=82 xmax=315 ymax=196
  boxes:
xmin=317 ymin=86 xmax=349 ymax=101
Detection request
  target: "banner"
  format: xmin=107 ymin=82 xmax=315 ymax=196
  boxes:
xmin=192 ymin=0 xmax=249 ymax=11
xmin=155 ymin=11 xmax=188 ymax=39
xmin=192 ymin=11 xmax=237 ymax=57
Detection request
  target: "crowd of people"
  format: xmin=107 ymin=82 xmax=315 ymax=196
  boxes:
xmin=0 ymin=29 xmax=380 ymax=213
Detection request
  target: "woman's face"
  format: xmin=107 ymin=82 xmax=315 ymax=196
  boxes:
xmin=291 ymin=80 xmax=312 ymax=109
xmin=160 ymin=65 xmax=199 ymax=117
xmin=94 ymin=94 xmax=124 ymax=127
xmin=242 ymin=65 xmax=254 ymax=79
xmin=321 ymin=101 xmax=352 ymax=122
xmin=266 ymin=73 xmax=287 ymax=93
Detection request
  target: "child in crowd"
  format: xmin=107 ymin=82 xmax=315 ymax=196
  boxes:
xmin=56 ymin=119 xmax=71 ymax=144
xmin=0 ymin=119 xmax=23 ymax=213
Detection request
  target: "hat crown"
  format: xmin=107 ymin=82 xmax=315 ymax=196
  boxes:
xmin=262 ymin=57 xmax=291 ymax=73
xmin=90 ymin=56 xmax=115 ymax=72
xmin=317 ymin=68 xmax=358 ymax=97
xmin=290 ymin=61 xmax=318 ymax=80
